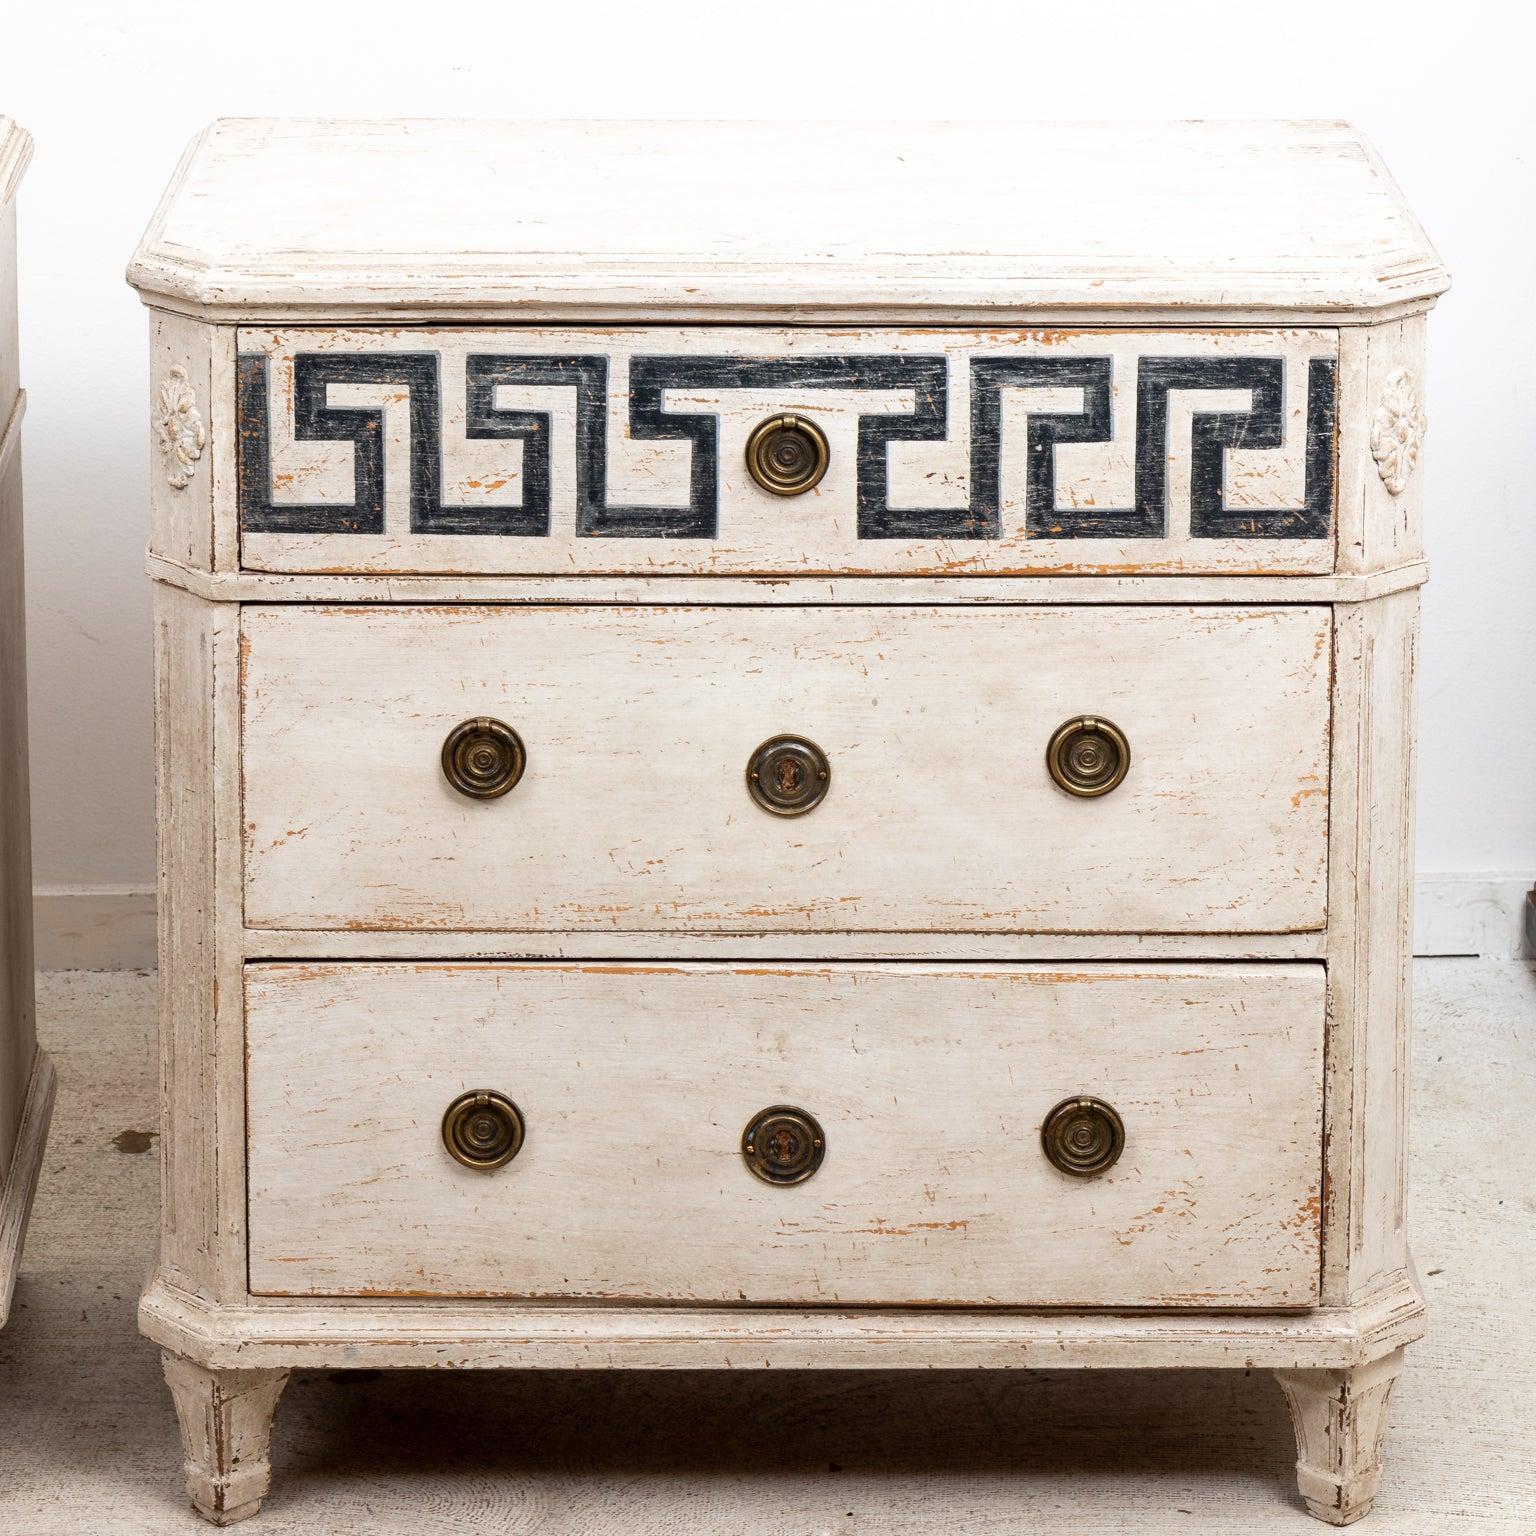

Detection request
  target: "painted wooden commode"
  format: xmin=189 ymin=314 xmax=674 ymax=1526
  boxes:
xmin=129 ymin=119 xmax=1445 ymax=1525
xmin=0 ymin=116 xmax=54 ymax=1333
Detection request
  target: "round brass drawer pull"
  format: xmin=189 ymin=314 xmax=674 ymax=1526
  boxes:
xmin=747 ymin=734 xmax=831 ymax=816
xmin=1041 ymin=1096 xmax=1125 ymax=1178
xmin=746 ymin=413 xmax=830 ymax=496
xmin=1046 ymin=715 xmax=1130 ymax=797
xmin=442 ymin=716 xmax=526 ymax=799
xmin=742 ymin=1105 xmax=826 ymax=1185
xmin=442 ymin=1089 xmax=526 ymax=1170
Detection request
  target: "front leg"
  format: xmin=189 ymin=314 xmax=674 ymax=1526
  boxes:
xmin=162 ymin=1352 xmax=290 ymax=1525
xmin=1275 ymin=1348 xmax=1405 ymax=1525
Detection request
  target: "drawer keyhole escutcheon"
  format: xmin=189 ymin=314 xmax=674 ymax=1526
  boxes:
xmin=742 ymin=1105 xmax=826 ymax=1185
xmin=1041 ymin=1096 xmax=1125 ymax=1177
xmin=1046 ymin=715 xmax=1130 ymax=797
xmin=745 ymin=414 xmax=831 ymax=496
xmin=442 ymin=1090 xmax=526 ymax=1170
xmin=442 ymin=717 xmax=527 ymax=799
xmin=747 ymin=735 xmax=831 ymax=816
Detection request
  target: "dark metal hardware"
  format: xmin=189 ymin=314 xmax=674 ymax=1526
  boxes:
xmin=1041 ymin=1095 xmax=1125 ymax=1177
xmin=1046 ymin=715 xmax=1130 ymax=797
xmin=745 ymin=413 xmax=830 ymax=496
xmin=442 ymin=1089 xmax=526 ymax=1169
xmin=747 ymin=734 xmax=831 ymax=816
xmin=442 ymin=717 xmax=526 ymax=799
xmin=742 ymin=1105 xmax=826 ymax=1185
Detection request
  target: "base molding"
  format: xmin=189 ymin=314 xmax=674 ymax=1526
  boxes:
xmin=140 ymin=1268 xmax=1425 ymax=1374
xmin=0 ymin=1047 xmax=56 ymax=1326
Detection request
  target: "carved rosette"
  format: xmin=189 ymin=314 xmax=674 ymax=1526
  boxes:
xmin=1369 ymin=367 xmax=1427 ymax=496
xmin=155 ymin=365 xmax=206 ymax=490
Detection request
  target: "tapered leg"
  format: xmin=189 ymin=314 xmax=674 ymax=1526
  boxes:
xmin=1275 ymin=1348 xmax=1405 ymax=1525
xmin=162 ymin=1352 xmax=290 ymax=1525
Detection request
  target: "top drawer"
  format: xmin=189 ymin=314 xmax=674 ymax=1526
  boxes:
xmin=234 ymin=326 xmax=1338 ymax=578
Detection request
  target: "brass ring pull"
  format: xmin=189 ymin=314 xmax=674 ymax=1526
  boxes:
xmin=1046 ymin=715 xmax=1130 ymax=797
xmin=747 ymin=734 xmax=831 ymax=816
xmin=442 ymin=1090 xmax=526 ymax=1170
xmin=742 ymin=1105 xmax=826 ymax=1185
xmin=745 ymin=414 xmax=830 ymax=496
xmin=1041 ymin=1096 xmax=1125 ymax=1177
xmin=442 ymin=717 xmax=526 ymax=799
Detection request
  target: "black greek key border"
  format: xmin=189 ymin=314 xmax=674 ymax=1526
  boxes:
xmin=237 ymin=352 xmax=1335 ymax=542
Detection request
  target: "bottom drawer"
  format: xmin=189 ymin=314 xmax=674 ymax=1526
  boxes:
xmin=245 ymin=962 xmax=1324 ymax=1307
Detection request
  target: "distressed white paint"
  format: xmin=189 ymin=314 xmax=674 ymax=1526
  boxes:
xmin=162 ymin=1354 xmax=289 ymax=1526
xmin=154 ymin=583 xmax=248 ymax=1305
xmin=129 ymin=120 xmax=1446 ymax=321
xmin=129 ymin=119 xmax=1440 ymax=1525
xmin=236 ymin=325 xmax=1338 ymax=578
xmin=146 ymin=553 xmax=1428 ymax=606
xmin=0 ymin=116 xmax=49 ymax=1325
xmin=142 ymin=1270 xmax=1427 ymax=1376
xmin=240 ymin=604 xmax=1332 ymax=936
xmin=10 ymin=24 xmax=1529 ymax=985
xmin=38 ymin=874 xmax=1506 ymax=971
xmin=1277 ymin=1348 xmax=1406 ymax=1525
xmin=149 ymin=311 xmax=216 ymax=572
xmin=245 ymin=961 xmax=1325 ymax=1306
xmin=40 ymin=959 xmax=1536 ymax=1536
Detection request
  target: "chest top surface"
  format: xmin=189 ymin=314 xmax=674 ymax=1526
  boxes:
xmin=134 ymin=120 xmax=1442 ymax=586
xmin=128 ymin=118 xmax=1446 ymax=321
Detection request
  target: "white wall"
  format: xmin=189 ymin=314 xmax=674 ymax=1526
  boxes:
xmin=1 ymin=0 xmax=1531 ymax=955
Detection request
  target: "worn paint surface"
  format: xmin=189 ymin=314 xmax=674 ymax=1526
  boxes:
xmin=130 ymin=120 xmax=1440 ymax=1526
xmin=240 ymin=603 xmax=1332 ymax=935
xmin=127 ymin=120 xmax=1450 ymax=319
xmin=245 ymin=961 xmax=1325 ymax=1306
xmin=234 ymin=326 xmax=1339 ymax=578
xmin=0 ymin=139 xmax=52 ymax=1322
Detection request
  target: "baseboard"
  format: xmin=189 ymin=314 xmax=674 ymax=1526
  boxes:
xmin=32 ymin=885 xmax=156 ymax=970
xmin=1413 ymin=873 xmax=1535 ymax=960
xmin=26 ymin=876 xmax=1535 ymax=970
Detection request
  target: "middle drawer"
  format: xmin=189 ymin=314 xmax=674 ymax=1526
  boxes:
xmin=241 ymin=604 xmax=1331 ymax=935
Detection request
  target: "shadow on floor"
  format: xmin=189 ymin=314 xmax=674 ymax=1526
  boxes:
xmin=276 ymin=1362 xmax=1301 ymax=1496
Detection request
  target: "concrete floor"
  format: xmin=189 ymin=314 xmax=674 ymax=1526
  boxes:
xmin=0 ymin=961 xmax=1531 ymax=1534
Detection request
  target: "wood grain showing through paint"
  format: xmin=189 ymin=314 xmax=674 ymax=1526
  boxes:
xmin=240 ymin=603 xmax=1332 ymax=936
xmin=245 ymin=961 xmax=1325 ymax=1307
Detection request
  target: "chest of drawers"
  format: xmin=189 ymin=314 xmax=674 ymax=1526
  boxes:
xmin=130 ymin=118 xmax=1445 ymax=1526
xmin=0 ymin=115 xmax=53 ymax=1332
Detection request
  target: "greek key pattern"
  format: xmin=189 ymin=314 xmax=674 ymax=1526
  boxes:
xmin=237 ymin=340 xmax=1336 ymax=546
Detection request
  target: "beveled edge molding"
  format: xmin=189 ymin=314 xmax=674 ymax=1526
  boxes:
xmin=138 ymin=1266 xmax=1426 ymax=1374
xmin=0 ymin=116 xmax=33 ymax=207
xmin=144 ymin=550 xmax=1431 ymax=608
xmin=124 ymin=263 xmax=1449 ymax=329
xmin=0 ymin=1047 xmax=57 ymax=1327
